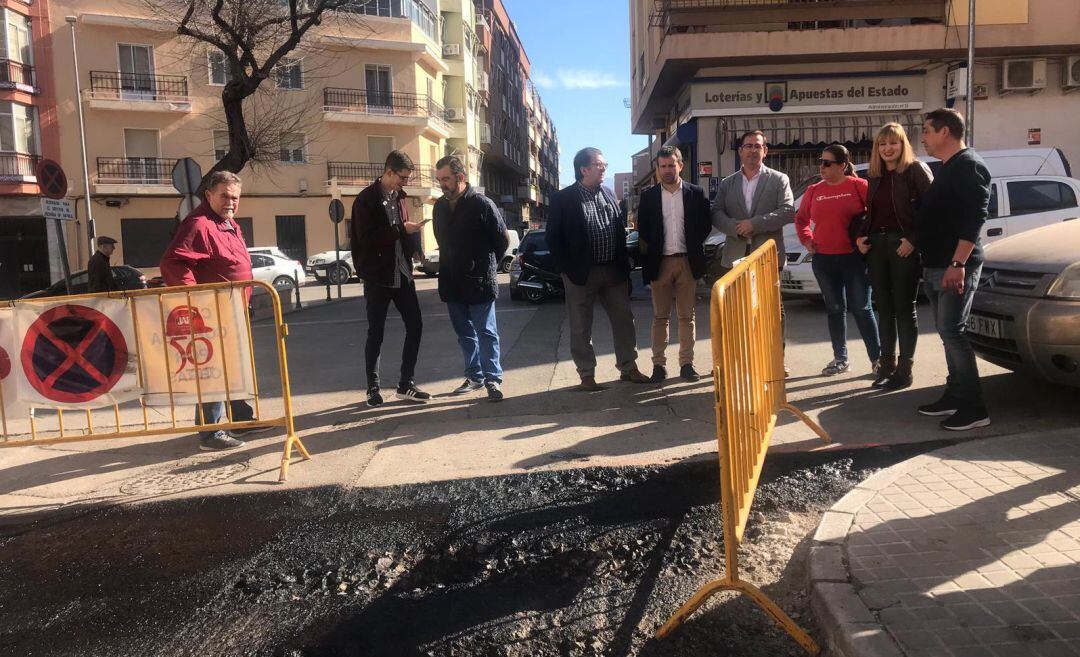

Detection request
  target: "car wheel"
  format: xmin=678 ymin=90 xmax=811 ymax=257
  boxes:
xmin=272 ymin=275 xmax=294 ymax=289
xmin=327 ymin=263 xmax=350 ymax=285
xmin=498 ymin=257 xmax=513 ymax=274
xmin=524 ymin=287 xmax=545 ymax=303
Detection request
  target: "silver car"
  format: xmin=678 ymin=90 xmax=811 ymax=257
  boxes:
xmin=968 ymin=220 xmax=1080 ymax=387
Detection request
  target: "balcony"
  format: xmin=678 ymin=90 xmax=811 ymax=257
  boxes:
xmin=343 ymin=0 xmax=440 ymax=45
xmin=86 ymin=71 xmax=192 ymax=112
xmin=0 ymin=60 xmax=35 ymax=92
xmin=651 ymin=0 xmax=946 ymax=33
xmin=327 ymin=161 xmax=438 ymax=196
xmin=0 ymin=152 xmax=39 ymax=182
xmin=95 ymin=156 xmax=179 ymax=194
xmin=323 ymin=88 xmax=450 ymax=138
xmin=518 ymin=183 xmax=538 ymax=204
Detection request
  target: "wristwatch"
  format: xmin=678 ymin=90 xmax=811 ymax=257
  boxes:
xmin=950 ymin=260 xmax=966 ymax=269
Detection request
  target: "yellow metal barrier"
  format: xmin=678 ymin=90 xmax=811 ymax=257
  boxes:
xmin=656 ymin=241 xmax=830 ymax=654
xmin=0 ymin=281 xmax=310 ymax=482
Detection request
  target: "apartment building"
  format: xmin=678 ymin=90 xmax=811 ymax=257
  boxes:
xmin=441 ymin=0 xmax=485 ymax=186
xmin=0 ymin=0 xmax=62 ymax=298
xmin=631 ymin=0 xmax=1080 ymax=192
xmin=526 ymin=81 xmax=560 ymax=226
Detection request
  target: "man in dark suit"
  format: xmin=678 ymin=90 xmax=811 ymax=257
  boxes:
xmin=350 ymin=150 xmax=430 ymax=407
xmin=87 ymin=236 xmax=118 ymax=293
xmin=635 ymin=146 xmax=712 ymax=382
xmin=546 ymin=147 xmax=650 ymax=390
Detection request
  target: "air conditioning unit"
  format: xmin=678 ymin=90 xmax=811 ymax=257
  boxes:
xmin=445 ymin=107 xmax=466 ymax=122
xmin=1000 ymin=58 xmax=1047 ymax=93
xmin=1064 ymin=56 xmax=1080 ymax=91
xmin=442 ymin=43 xmax=462 ymax=57
xmin=480 ymin=123 xmax=491 ymax=144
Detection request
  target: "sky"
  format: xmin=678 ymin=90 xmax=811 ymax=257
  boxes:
xmin=502 ymin=0 xmax=647 ymax=186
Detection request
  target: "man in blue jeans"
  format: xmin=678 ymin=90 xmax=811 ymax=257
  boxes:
xmin=916 ymin=108 xmax=992 ymax=431
xmin=433 ymin=156 xmax=510 ymax=401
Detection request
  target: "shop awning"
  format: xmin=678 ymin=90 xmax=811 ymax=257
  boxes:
xmin=724 ymin=112 xmax=924 ymax=150
xmin=665 ymin=119 xmax=698 ymax=149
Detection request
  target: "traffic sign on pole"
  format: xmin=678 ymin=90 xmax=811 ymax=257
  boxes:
xmin=41 ymin=198 xmax=76 ymax=222
xmin=171 ymin=158 xmax=202 ymax=196
xmin=35 ymin=159 xmax=69 ymax=200
xmin=328 ymin=199 xmax=346 ymax=299
xmin=328 ymin=199 xmax=345 ymax=224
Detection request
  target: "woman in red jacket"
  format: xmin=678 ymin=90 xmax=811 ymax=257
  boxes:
xmin=795 ymin=144 xmax=881 ymax=376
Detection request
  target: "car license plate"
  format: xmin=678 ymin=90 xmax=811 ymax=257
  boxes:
xmin=966 ymin=314 xmax=1003 ymax=339
xmin=780 ymin=270 xmax=794 ymax=282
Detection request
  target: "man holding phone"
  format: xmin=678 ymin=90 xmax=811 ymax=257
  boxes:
xmin=350 ymin=150 xmax=430 ymax=406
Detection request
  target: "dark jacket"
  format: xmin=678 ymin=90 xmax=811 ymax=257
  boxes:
xmin=432 ymin=185 xmax=509 ymax=304
xmin=545 ymin=183 xmax=630 ymax=286
xmin=861 ymin=161 xmax=933 ymax=246
xmin=87 ymin=251 xmax=114 ymax=293
xmin=349 ymin=179 xmax=422 ymax=287
xmin=635 ymin=181 xmax=712 ymax=283
xmin=916 ymin=149 xmax=991 ymax=268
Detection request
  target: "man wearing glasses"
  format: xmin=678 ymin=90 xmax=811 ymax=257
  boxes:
xmin=547 ymin=147 xmax=650 ymax=390
xmin=350 ymin=150 xmax=430 ymax=406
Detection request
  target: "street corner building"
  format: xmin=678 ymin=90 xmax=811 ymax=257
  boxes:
xmin=0 ymin=0 xmax=559 ymax=300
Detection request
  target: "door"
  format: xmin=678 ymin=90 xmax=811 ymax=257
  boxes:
xmin=118 ymin=44 xmax=155 ymax=97
xmin=365 ymin=65 xmax=393 ymax=114
xmin=1003 ymin=178 xmax=1080 ymax=238
xmin=275 ymin=215 xmax=307 ymax=263
xmin=124 ymin=129 xmax=160 ymax=183
xmin=0 ymin=217 xmax=49 ymax=298
xmin=249 ymin=254 xmax=275 ymax=284
xmin=981 ymin=182 xmax=1006 ymax=243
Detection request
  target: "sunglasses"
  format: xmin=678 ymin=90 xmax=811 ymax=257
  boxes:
xmin=818 ymin=159 xmax=841 ymax=167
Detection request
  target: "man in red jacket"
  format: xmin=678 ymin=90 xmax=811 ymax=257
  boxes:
xmin=160 ymin=170 xmax=267 ymax=451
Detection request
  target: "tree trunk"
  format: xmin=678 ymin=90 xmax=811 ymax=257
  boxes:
xmin=202 ymin=82 xmax=258 ymax=190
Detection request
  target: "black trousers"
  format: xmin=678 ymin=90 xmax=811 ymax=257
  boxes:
xmin=866 ymin=230 xmax=921 ymax=361
xmin=364 ymin=274 xmax=423 ymax=389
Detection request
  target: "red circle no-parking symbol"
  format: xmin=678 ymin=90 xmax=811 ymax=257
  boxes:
xmin=20 ymin=305 xmax=129 ymax=404
xmin=0 ymin=346 xmax=10 ymax=380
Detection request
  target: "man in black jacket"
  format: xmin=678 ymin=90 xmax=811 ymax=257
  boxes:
xmin=433 ymin=155 xmax=510 ymax=401
xmin=916 ymin=108 xmax=991 ymax=431
xmin=547 ymin=147 xmax=649 ymax=390
xmin=635 ymin=146 xmax=711 ymax=383
xmin=350 ymin=150 xmax=430 ymax=407
xmin=87 ymin=236 xmax=118 ymax=293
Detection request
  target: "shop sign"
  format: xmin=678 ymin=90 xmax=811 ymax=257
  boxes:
xmin=690 ymin=75 xmax=924 ymax=116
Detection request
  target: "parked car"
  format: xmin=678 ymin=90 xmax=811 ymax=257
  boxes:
xmin=626 ymin=230 xmax=643 ymax=270
xmin=250 ymin=252 xmax=305 ymax=289
xmin=418 ymin=249 xmax=440 ymax=277
xmin=419 ymin=228 xmax=522 ymax=277
xmin=248 ymin=246 xmax=292 ymax=261
xmin=781 ymin=149 xmax=1080 ymax=300
xmin=20 ymin=265 xmax=148 ymax=299
xmin=968 ymin=219 xmax=1080 ymax=387
xmin=306 ymin=245 xmax=353 ymax=285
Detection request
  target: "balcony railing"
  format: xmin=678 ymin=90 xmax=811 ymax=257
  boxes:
xmin=324 ymin=88 xmax=449 ymax=132
xmin=343 ymin=0 xmax=439 ymax=44
xmin=0 ymin=152 xmax=39 ymax=180
xmin=96 ymin=157 xmax=178 ymax=185
xmin=651 ymin=0 xmax=946 ymax=32
xmin=0 ymin=60 xmax=35 ymax=88
xmin=89 ymin=71 xmax=189 ymax=102
xmin=327 ymin=161 xmax=437 ymax=189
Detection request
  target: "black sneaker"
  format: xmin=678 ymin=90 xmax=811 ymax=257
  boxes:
xmin=941 ymin=408 xmax=991 ymax=431
xmin=199 ymin=430 xmax=244 ymax=451
xmin=680 ymin=364 xmax=701 ymax=382
xmin=453 ymin=378 xmax=484 ymax=395
xmin=917 ymin=396 xmax=959 ymax=417
xmin=485 ymin=381 xmax=504 ymax=402
xmin=229 ymin=425 xmax=274 ymax=437
xmin=367 ymin=387 xmax=384 ymax=407
xmin=650 ymin=365 xmax=667 ymax=383
xmin=395 ymin=384 xmax=431 ymax=403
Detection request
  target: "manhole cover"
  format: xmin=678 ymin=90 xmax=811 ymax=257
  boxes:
xmin=120 ymin=454 xmax=250 ymax=496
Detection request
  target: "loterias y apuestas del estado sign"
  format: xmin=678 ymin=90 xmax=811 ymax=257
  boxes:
xmin=687 ymin=75 xmax=925 ymax=116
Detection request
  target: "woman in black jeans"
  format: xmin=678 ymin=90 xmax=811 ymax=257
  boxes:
xmin=857 ymin=123 xmax=933 ymax=389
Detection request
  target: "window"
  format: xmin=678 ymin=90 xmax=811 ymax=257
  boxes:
xmin=4 ymin=10 xmax=32 ymax=64
xmin=274 ymin=58 xmax=303 ymax=90
xmin=118 ymin=44 xmax=155 ymax=94
xmin=0 ymin=101 xmax=37 ymax=153
xmin=208 ymin=50 xmax=231 ymax=86
xmin=213 ymin=130 xmax=229 ymax=161
xmin=365 ymin=65 xmax=393 ymax=111
xmin=280 ymin=132 xmax=306 ymax=163
xmin=988 ymin=183 xmax=998 ymax=218
xmin=1007 ymin=180 xmax=1079 ymax=216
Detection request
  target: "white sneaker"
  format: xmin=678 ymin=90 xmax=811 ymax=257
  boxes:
xmin=821 ymin=359 xmax=850 ymax=376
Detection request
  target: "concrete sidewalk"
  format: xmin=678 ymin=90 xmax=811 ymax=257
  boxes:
xmin=809 ymin=429 xmax=1080 ymax=657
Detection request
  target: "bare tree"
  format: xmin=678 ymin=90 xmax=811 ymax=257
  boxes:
xmin=143 ymin=0 xmax=370 ymax=184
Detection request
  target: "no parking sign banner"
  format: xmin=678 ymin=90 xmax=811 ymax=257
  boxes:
xmin=133 ymin=288 xmax=255 ymax=406
xmin=14 ymin=300 xmax=141 ymax=409
xmin=0 ymin=308 xmax=27 ymax=418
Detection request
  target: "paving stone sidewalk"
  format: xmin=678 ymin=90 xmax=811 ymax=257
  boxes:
xmin=809 ymin=429 xmax=1080 ymax=657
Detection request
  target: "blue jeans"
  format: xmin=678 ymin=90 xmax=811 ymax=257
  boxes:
xmin=812 ymin=252 xmax=881 ymax=363
xmin=923 ymin=266 xmax=985 ymax=410
xmin=447 ymin=301 xmax=502 ymax=384
xmin=195 ymin=400 xmax=254 ymax=439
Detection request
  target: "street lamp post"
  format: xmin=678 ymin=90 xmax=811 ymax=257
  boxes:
xmin=65 ymin=15 xmax=96 ymax=254
xmin=965 ymin=0 xmax=976 ymax=146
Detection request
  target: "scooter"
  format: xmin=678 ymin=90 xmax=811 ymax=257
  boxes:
xmin=516 ymin=257 xmax=564 ymax=303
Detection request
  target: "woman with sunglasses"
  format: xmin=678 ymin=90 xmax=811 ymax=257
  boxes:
xmin=856 ymin=123 xmax=933 ymax=390
xmin=795 ymin=144 xmax=881 ymax=376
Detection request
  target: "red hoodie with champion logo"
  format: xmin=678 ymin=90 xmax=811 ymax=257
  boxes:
xmin=794 ymin=176 xmax=868 ymax=255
